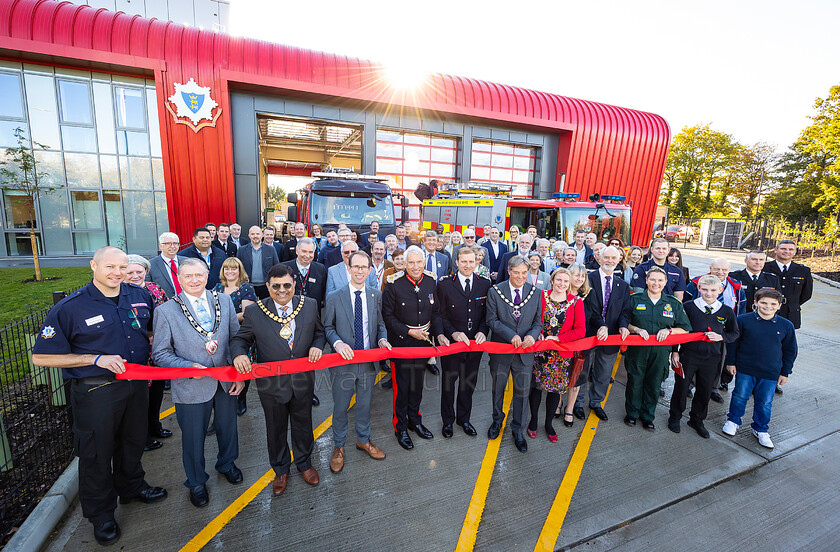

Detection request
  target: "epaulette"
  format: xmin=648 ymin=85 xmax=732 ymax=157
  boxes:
xmin=476 ymin=273 xmax=491 ymax=280
xmin=386 ymin=270 xmax=404 ymax=283
xmin=423 ymin=270 xmax=436 ymax=278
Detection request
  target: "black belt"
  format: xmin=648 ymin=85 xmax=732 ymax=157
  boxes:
xmin=75 ymin=376 xmax=117 ymax=386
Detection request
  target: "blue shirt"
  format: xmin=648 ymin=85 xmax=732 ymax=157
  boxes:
xmin=33 ymin=281 xmax=155 ymax=379
xmin=631 ymin=259 xmax=687 ymax=295
xmin=725 ymin=313 xmax=797 ymax=380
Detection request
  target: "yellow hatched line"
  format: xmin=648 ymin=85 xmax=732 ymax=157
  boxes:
xmin=454 ymin=376 xmax=513 ymax=552
xmin=533 ymin=356 xmax=622 ymax=551
xmin=159 ymin=406 xmax=175 ymax=420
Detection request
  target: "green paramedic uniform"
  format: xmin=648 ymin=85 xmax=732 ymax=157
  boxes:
xmin=625 ymin=291 xmax=691 ymax=421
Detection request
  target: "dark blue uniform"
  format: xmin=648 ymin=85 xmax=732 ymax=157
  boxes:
xmin=631 ymin=259 xmax=687 ymax=296
xmin=33 ymin=281 xmax=158 ymax=525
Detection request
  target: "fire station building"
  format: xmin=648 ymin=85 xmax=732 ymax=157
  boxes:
xmin=0 ymin=0 xmax=670 ymax=262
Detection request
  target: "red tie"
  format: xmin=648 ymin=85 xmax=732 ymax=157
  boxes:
xmin=170 ymin=258 xmax=182 ymax=294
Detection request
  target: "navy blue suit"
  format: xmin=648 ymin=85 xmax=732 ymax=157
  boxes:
xmin=482 ymin=240 xmax=508 ymax=274
xmin=180 ymin=244 xmax=227 ymax=288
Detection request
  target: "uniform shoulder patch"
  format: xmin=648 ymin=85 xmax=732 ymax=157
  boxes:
xmin=386 ymin=270 xmax=404 ymax=283
xmin=423 ymin=270 xmax=436 ymax=278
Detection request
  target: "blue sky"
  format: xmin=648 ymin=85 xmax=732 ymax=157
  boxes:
xmin=231 ymin=0 xmax=839 ymax=150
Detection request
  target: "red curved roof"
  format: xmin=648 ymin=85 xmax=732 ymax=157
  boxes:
xmin=0 ymin=0 xmax=669 ymax=244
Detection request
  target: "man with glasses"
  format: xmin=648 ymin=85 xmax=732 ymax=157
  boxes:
xmin=496 ymin=234 xmax=543 ymax=283
xmin=147 ymin=232 xmax=187 ymax=299
xmin=231 ymin=264 xmax=326 ymax=497
xmin=455 ymin=230 xmax=490 ymax=271
xmin=327 ymin=240 xmax=359 ymax=296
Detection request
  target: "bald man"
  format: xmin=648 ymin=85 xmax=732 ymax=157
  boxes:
xmin=237 ymin=225 xmax=280 ymax=299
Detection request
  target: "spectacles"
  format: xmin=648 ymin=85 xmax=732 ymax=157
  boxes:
xmin=161 ymin=242 xmax=179 ymax=247
xmin=350 ymin=265 xmax=369 ymax=271
xmin=270 ymin=283 xmax=294 ymax=291
xmin=464 ymin=236 xmax=476 ymax=240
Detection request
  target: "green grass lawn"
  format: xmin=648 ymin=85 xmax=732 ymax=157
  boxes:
xmin=0 ymin=266 xmax=92 ymax=328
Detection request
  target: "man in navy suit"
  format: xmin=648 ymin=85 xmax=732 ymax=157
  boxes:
xmin=420 ymin=230 xmax=450 ymax=280
xmin=236 ymin=226 xmax=280 ymax=299
xmin=180 ymin=227 xmax=227 ymax=289
xmin=497 ymin=234 xmax=543 ymax=283
xmin=482 ymin=226 xmax=508 ymax=280
xmin=575 ymin=246 xmax=631 ymax=421
xmin=325 ymin=227 xmax=354 ymax=268
xmin=263 ymin=225 xmax=288 ymax=263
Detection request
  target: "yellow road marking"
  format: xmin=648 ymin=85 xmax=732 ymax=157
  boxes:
xmin=533 ymin=356 xmax=622 ymax=551
xmin=159 ymin=406 xmax=175 ymax=420
xmin=179 ymin=372 xmax=384 ymax=552
xmin=454 ymin=376 xmax=513 ymax=552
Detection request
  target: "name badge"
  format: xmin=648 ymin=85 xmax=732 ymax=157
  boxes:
xmin=130 ymin=302 xmax=147 ymax=308
xmin=85 ymin=315 xmax=105 ymax=326
xmin=662 ymin=311 xmax=674 ymax=318
xmin=309 ymin=278 xmax=317 ymax=283
xmin=635 ymin=304 xmax=646 ymax=310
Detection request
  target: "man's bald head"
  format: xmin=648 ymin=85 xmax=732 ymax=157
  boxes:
xmin=709 ymin=257 xmax=731 ymax=280
xmin=92 ymin=245 xmax=127 ymax=263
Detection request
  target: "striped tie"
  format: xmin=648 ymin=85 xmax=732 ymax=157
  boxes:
xmin=354 ymin=290 xmax=365 ymax=350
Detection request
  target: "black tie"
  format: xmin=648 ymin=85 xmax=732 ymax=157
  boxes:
xmin=752 ymin=274 xmax=758 ymax=284
xmin=464 ymin=278 xmax=471 ymax=296
xmin=782 ymin=265 xmax=788 ymax=275
xmin=705 ymin=306 xmax=713 ymax=315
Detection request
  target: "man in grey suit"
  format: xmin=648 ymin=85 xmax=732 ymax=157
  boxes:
xmin=326 ymin=240 xmax=359 ymax=296
xmin=323 ymin=251 xmax=390 ymax=473
xmin=486 ymin=255 xmax=543 ymax=452
xmin=151 ymin=259 xmax=244 ymax=508
xmin=146 ymin=231 xmax=187 ymax=299
xmin=231 ymin=264 xmax=326 ymax=496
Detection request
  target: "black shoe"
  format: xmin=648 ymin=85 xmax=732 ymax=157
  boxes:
xmin=153 ymin=428 xmax=173 ymax=439
xmin=93 ymin=519 xmax=120 ymax=546
xmin=513 ymin=433 xmax=528 ymax=452
xmin=775 ymin=385 xmax=783 ymax=395
xmin=659 ymin=387 xmax=666 ymax=398
xmin=395 ymin=430 xmax=414 ymax=450
xmin=163 ymin=380 xmax=171 ymax=390
xmin=144 ymin=440 xmax=163 ymax=451
xmin=206 ymin=424 xmax=216 ymax=436
xmin=624 ymin=415 xmax=637 ymax=427
xmin=409 ymin=423 xmax=434 ymax=439
xmin=119 ymin=485 xmax=168 ymax=504
xmin=667 ymin=416 xmax=681 ymax=433
xmin=610 ymin=377 xmax=615 ymax=383
xmin=427 ymin=364 xmax=440 ymax=375
xmin=710 ymin=391 xmax=724 ymax=404
xmin=719 ymin=382 xmax=729 ymax=391
xmin=642 ymin=420 xmax=656 ymax=432
xmin=381 ymin=375 xmax=393 ymax=389
xmin=442 ymin=424 xmax=454 ymax=438
xmin=459 ymin=421 xmax=478 ymax=436
xmin=312 ymin=394 xmax=320 ymax=406
xmin=687 ymin=419 xmax=710 ymax=439
xmin=573 ymin=406 xmax=586 ymax=420
xmin=591 ymin=406 xmax=608 ymax=421
xmin=487 ymin=421 xmax=502 ymax=439
xmin=236 ymin=396 xmax=247 ymax=416
xmin=563 ymin=413 xmax=574 ymax=428
xmin=220 ymin=465 xmax=243 ymax=485
xmin=189 ymin=485 xmax=209 ymax=508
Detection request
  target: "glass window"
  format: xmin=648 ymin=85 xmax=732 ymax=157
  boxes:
xmin=3 ymin=190 xmax=37 ymax=228
xmin=104 ymin=192 xmax=125 ymax=247
xmin=34 ymin=150 xmax=65 ymax=188
xmin=93 ymin=82 xmax=116 ymax=154
xmin=73 ymin=232 xmax=107 ymax=254
xmin=65 ymin=153 xmax=100 ymax=188
xmin=39 ymin=188 xmax=72 ymax=255
xmin=4 ymin=232 xmax=41 ymax=256
xmin=146 ymin=86 xmax=162 ymax=156
xmin=57 ymin=80 xmax=92 ymax=125
xmin=114 ymin=87 xmax=146 ymax=129
xmin=100 ymin=155 xmax=120 ymax=188
xmin=61 ymin=125 xmax=98 ymax=153
xmin=24 ymin=74 xmax=60 ymax=149
xmin=119 ymin=156 xmax=152 ymax=190
xmin=0 ymin=121 xmax=26 ymax=148
xmin=116 ymin=130 xmax=151 ymax=156
xmin=71 ymin=190 xmax=102 ymax=229
xmin=309 ymin=191 xmax=395 ymax=226
xmin=123 ymin=191 xmax=157 ymax=252
xmin=151 ymin=158 xmax=165 ymax=190
xmin=0 ymin=72 xmax=25 ymax=119
xmin=155 ymin=192 xmax=169 ymax=236
xmin=471 ymin=140 xmax=536 ymax=197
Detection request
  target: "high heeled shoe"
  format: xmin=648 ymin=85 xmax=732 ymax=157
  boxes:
xmin=527 ymin=428 xmax=537 ymax=438
xmin=546 ymin=428 xmax=558 ymax=442
xmin=563 ymin=413 xmax=574 ymax=428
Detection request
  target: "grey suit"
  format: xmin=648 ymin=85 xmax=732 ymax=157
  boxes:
xmin=146 ymin=254 xmax=187 ymax=299
xmin=324 ymin=284 xmax=387 ymax=448
xmin=486 ymin=281 xmax=543 ymax=436
xmin=326 ymin=262 xmax=351 ymax=296
xmin=151 ymin=290 xmax=240 ymax=488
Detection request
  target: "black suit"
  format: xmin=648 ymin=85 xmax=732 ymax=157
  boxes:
xmin=762 ymin=260 xmax=813 ymax=329
xmin=180 ymin=244 xmax=227 ymax=288
xmin=230 ymin=296 xmax=326 ymax=476
xmin=212 ymin=237 xmax=238 ymax=258
xmin=324 ymin=247 xmax=344 ymax=268
xmin=269 ymin=241 xmax=288 ymax=263
xmin=729 ymin=269 xmax=781 ymax=312
xmin=437 ymin=273 xmax=492 ymax=426
xmin=284 ymin=238 xmax=299 ymax=260
xmin=496 ymin=251 xmax=544 ymax=283
xmin=576 ymin=269 xmax=632 ymax=410
xmin=281 ymin=260 xmax=327 ymax=306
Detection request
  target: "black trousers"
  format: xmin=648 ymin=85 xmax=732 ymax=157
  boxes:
xmin=257 ymin=388 xmax=314 ymax=476
xmin=669 ymin=355 xmax=721 ymax=423
xmin=146 ymin=379 xmax=165 ymax=441
xmin=392 ymin=359 xmax=426 ymax=432
xmin=440 ymin=352 xmax=481 ymax=426
xmin=70 ymin=379 xmax=148 ymax=524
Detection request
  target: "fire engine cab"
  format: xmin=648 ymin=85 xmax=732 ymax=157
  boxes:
xmin=420 ymin=182 xmax=632 ymax=245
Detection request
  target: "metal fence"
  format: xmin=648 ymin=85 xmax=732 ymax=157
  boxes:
xmin=1 ymin=294 xmax=74 ymax=546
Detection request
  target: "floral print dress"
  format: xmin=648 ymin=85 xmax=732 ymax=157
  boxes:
xmin=533 ymin=291 xmax=573 ymax=393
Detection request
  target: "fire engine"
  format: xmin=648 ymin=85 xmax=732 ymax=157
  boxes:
xmin=420 ymin=182 xmax=632 ymax=245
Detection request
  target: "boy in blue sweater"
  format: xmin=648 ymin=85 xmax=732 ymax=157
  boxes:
xmin=722 ymin=289 xmax=797 ymax=449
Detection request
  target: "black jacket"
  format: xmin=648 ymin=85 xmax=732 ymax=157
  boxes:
xmin=436 ymin=273 xmax=492 ymax=340
xmin=495 ymin=251 xmax=543 ymax=283
xmin=583 ymin=270 xmax=632 ymax=354
xmin=212 ymin=237 xmax=238 ymax=257
xmin=180 ymin=244 xmax=227 ymax=288
xmin=761 ymin=260 xmax=813 ymax=329
xmin=728 ymin=269 xmax=781 ymax=312
xmin=236 ymin=244 xmax=280 ymax=284
xmin=281 ymin=260 xmax=327 ymax=306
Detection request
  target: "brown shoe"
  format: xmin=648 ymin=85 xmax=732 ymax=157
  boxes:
xmin=329 ymin=447 xmax=345 ymax=473
xmin=272 ymin=474 xmax=287 ymax=496
xmin=300 ymin=466 xmax=320 ymax=486
xmin=356 ymin=441 xmax=386 ymax=460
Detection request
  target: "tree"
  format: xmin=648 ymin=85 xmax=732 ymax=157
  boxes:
xmin=798 ymin=85 xmax=840 ymax=215
xmin=763 ymin=141 xmax=823 ymax=221
xmin=727 ymin=142 xmax=778 ymax=217
xmin=267 ymin=185 xmax=287 ymax=209
xmin=0 ymin=128 xmax=54 ymax=281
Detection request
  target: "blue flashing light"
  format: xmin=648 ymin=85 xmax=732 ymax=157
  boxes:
xmin=553 ymin=192 xmax=580 ymax=199
xmin=600 ymin=194 xmax=627 ymax=202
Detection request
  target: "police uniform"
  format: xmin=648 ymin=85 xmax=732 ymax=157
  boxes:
xmin=33 ymin=282 xmax=157 ymax=525
xmin=624 ymin=291 xmax=691 ymax=422
xmin=382 ymin=270 xmax=444 ymax=434
xmin=631 ymin=259 xmax=687 ymax=296
xmin=437 ymin=272 xmax=491 ymax=428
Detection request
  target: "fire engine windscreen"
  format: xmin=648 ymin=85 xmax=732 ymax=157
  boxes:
xmin=562 ymin=207 xmax=630 ymax=245
xmin=309 ymin=191 xmax=396 ymax=225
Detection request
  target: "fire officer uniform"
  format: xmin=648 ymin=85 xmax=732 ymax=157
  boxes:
xmin=624 ymin=291 xmax=691 ymax=423
xmin=382 ymin=270 xmax=443 ymax=444
xmin=32 ymin=282 xmax=167 ymax=529
xmin=437 ymin=272 xmax=492 ymax=433
xmin=762 ymin=260 xmax=813 ymax=330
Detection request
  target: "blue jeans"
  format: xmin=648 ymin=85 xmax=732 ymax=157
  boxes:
xmin=726 ymin=373 xmax=776 ymax=432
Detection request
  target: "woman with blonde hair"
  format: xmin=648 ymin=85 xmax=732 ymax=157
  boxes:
xmin=555 ymin=263 xmax=592 ymax=422
xmin=624 ymin=246 xmax=644 ymax=282
xmin=505 ymin=225 xmax=521 ymax=251
xmin=446 ymin=231 xmax=463 ymax=256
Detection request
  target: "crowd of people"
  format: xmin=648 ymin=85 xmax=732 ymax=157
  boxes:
xmin=31 ymin=220 xmax=812 ymax=546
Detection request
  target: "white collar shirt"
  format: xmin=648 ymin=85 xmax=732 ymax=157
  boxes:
xmin=348 ymin=284 xmax=370 ymax=349
xmin=776 ymin=260 xmax=791 ymax=272
xmin=693 ymin=297 xmax=722 ymax=314
xmin=599 ymin=268 xmax=614 ymax=301
xmin=457 ymin=272 xmax=473 ymax=293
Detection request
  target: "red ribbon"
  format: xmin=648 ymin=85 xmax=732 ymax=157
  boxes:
xmin=117 ymin=332 xmax=707 ymax=382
